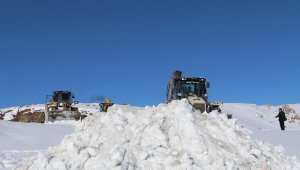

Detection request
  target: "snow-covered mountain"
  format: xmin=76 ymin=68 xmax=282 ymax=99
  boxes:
xmin=1 ymin=101 xmax=300 ymax=169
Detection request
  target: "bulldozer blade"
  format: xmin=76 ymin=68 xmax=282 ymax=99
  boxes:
xmin=46 ymin=110 xmax=83 ymax=122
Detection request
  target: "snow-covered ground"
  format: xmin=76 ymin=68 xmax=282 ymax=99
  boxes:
xmin=0 ymin=103 xmax=99 ymax=169
xmin=0 ymin=101 xmax=300 ymax=169
xmin=222 ymin=103 xmax=300 ymax=159
xmin=0 ymin=121 xmax=74 ymax=169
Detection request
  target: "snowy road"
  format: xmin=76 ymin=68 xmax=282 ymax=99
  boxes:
xmin=0 ymin=121 xmax=74 ymax=169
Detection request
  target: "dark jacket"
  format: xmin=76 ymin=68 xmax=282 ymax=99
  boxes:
xmin=276 ymin=111 xmax=287 ymax=122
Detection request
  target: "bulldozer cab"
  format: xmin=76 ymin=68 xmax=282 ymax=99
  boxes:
xmin=168 ymin=77 xmax=209 ymax=102
xmin=46 ymin=91 xmax=76 ymax=104
xmin=46 ymin=91 xmax=78 ymax=110
xmin=52 ymin=91 xmax=73 ymax=103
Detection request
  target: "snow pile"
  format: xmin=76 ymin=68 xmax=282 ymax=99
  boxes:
xmin=14 ymin=100 xmax=300 ymax=169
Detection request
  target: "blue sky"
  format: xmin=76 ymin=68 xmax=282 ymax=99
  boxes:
xmin=0 ymin=0 xmax=299 ymax=108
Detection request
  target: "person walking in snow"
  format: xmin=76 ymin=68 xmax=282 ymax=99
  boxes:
xmin=275 ymin=108 xmax=287 ymax=130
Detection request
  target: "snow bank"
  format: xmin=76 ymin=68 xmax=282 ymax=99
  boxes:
xmin=0 ymin=105 xmax=45 ymax=121
xmin=14 ymin=100 xmax=300 ymax=169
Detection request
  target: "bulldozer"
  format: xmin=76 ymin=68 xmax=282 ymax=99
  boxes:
xmin=45 ymin=91 xmax=82 ymax=121
xmin=166 ymin=71 xmax=222 ymax=113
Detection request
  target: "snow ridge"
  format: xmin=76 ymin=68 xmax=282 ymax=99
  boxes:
xmin=14 ymin=100 xmax=300 ymax=170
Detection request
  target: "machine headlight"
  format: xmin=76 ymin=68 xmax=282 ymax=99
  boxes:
xmin=59 ymin=103 xmax=64 ymax=107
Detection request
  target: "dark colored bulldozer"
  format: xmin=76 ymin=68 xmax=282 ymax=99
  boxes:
xmin=166 ymin=71 xmax=222 ymax=113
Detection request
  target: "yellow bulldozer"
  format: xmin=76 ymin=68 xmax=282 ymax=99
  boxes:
xmin=45 ymin=91 xmax=82 ymax=121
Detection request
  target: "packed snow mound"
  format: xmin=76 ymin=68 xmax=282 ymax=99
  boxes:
xmin=14 ymin=100 xmax=300 ymax=170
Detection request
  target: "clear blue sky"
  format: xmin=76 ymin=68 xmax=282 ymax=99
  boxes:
xmin=0 ymin=0 xmax=299 ymax=108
